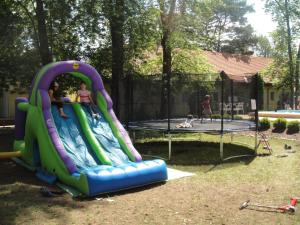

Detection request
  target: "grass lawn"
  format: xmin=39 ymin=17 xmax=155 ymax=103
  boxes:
xmin=0 ymin=130 xmax=300 ymax=225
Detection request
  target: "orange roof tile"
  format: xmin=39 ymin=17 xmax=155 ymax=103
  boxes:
xmin=203 ymin=51 xmax=273 ymax=82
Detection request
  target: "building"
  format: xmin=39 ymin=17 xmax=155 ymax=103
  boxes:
xmin=203 ymin=51 xmax=283 ymax=111
xmin=0 ymin=85 xmax=28 ymax=120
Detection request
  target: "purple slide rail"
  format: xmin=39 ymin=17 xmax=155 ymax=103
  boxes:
xmin=29 ymin=61 xmax=141 ymax=173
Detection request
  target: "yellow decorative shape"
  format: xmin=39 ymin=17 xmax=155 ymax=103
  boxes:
xmin=73 ymin=62 xmax=79 ymax=70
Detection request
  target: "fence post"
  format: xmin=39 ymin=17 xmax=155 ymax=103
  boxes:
xmin=254 ymin=73 xmax=259 ymax=154
xmin=231 ymin=79 xmax=234 ymax=120
xmin=220 ymin=71 xmax=225 ymax=160
xmin=167 ymin=72 xmax=171 ymax=132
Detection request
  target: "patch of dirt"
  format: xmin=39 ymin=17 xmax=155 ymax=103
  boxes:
xmin=1 ymin=158 xmax=299 ymax=225
xmin=265 ymin=129 xmax=300 ymax=140
xmin=239 ymin=129 xmax=300 ymax=142
xmin=0 ymin=132 xmax=300 ymax=225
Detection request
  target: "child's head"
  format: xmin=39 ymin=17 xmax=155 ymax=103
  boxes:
xmin=51 ymin=81 xmax=59 ymax=90
xmin=80 ymin=81 xmax=87 ymax=90
xmin=187 ymin=114 xmax=193 ymax=119
xmin=204 ymin=95 xmax=210 ymax=101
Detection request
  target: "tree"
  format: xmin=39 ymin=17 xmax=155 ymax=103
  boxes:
xmin=256 ymin=35 xmax=273 ymax=57
xmin=36 ymin=0 xmax=52 ymax=65
xmin=295 ymin=44 xmax=300 ymax=104
xmin=0 ymin=0 xmax=265 ymax=117
xmin=1 ymin=0 xmax=106 ymax=92
xmin=221 ymin=25 xmax=258 ymax=54
xmin=0 ymin=0 xmax=38 ymax=93
xmin=132 ymin=48 xmax=213 ymax=75
xmin=265 ymin=0 xmax=300 ymax=108
xmin=186 ymin=0 xmax=256 ymax=53
xmin=158 ymin=0 xmax=177 ymax=117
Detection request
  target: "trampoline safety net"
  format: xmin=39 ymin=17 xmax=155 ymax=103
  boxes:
xmin=117 ymin=71 xmax=260 ymax=161
xmin=120 ymin=72 xmax=259 ymax=133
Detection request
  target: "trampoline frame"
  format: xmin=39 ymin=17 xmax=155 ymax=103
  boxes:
xmin=126 ymin=71 xmax=260 ymax=162
xmin=129 ymin=119 xmax=258 ymax=162
xmin=128 ymin=118 xmax=256 ymax=133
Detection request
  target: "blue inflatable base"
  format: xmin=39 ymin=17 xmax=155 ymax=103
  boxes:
xmin=77 ymin=159 xmax=168 ymax=196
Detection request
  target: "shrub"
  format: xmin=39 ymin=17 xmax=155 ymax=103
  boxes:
xmin=287 ymin=121 xmax=300 ymax=134
xmin=223 ymin=114 xmax=231 ymax=119
xmin=259 ymin=118 xmax=271 ymax=131
xmin=273 ymin=118 xmax=287 ymax=132
xmin=211 ymin=114 xmax=221 ymax=119
xmin=234 ymin=115 xmax=243 ymax=120
xmin=211 ymin=114 xmax=232 ymax=120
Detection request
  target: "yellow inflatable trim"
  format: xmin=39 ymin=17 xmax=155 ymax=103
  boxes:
xmin=0 ymin=151 xmax=21 ymax=159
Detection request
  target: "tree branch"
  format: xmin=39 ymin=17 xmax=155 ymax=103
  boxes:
xmin=13 ymin=0 xmax=40 ymax=49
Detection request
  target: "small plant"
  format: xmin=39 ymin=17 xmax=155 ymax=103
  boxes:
xmin=211 ymin=114 xmax=221 ymax=119
xmin=223 ymin=114 xmax=231 ymax=119
xmin=211 ymin=114 xmax=232 ymax=119
xmin=234 ymin=115 xmax=243 ymax=120
xmin=287 ymin=121 xmax=300 ymax=134
xmin=259 ymin=118 xmax=271 ymax=131
xmin=273 ymin=118 xmax=287 ymax=132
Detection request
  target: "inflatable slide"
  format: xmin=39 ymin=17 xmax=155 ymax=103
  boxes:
xmin=13 ymin=61 xmax=167 ymax=196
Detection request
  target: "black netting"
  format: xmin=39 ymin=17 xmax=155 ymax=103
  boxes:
xmin=119 ymin=72 xmax=258 ymax=132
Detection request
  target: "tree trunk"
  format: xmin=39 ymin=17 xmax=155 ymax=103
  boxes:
xmin=160 ymin=30 xmax=172 ymax=118
xmin=295 ymin=44 xmax=300 ymax=108
xmin=109 ymin=0 xmax=125 ymax=117
xmin=159 ymin=0 xmax=177 ymax=118
xmin=36 ymin=0 xmax=52 ymax=65
xmin=284 ymin=0 xmax=295 ymax=108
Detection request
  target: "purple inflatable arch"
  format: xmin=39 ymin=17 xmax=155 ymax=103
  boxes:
xmin=33 ymin=61 xmax=141 ymax=173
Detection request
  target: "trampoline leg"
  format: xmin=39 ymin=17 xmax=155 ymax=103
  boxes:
xmin=220 ymin=134 xmax=224 ymax=161
xmin=168 ymin=132 xmax=172 ymax=160
xmin=230 ymin=133 xmax=233 ymax=143
xmin=254 ymin=131 xmax=258 ymax=154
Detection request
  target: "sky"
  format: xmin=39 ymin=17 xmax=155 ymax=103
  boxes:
xmin=246 ymin=0 xmax=277 ymax=38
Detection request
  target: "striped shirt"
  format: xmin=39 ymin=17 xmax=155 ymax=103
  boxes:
xmin=78 ymin=90 xmax=90 ymax=103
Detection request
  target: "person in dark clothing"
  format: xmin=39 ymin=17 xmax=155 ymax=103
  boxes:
xmin=48 ymin=81 xmax=68 ymax=118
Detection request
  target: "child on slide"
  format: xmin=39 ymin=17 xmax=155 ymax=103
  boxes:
xmin=48 ymin=81 xmax=68 ymax=118
xmin=76 ymin=81 xmax=100 ymax=119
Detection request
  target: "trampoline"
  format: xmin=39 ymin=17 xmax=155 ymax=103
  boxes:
xmin=129 ymin=118 xmax=256 ymax=133
xmin=124 ymin=71 xmax=260 ymax=162
xmin=128 ymin=118 xmax=257 ymax=161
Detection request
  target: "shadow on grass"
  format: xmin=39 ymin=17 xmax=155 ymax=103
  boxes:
xmin=272 ymin=128 xmax=286 ymax=133
xmin=0 ymin=160 xmax=41 ymax=186
xmin=75 ymin=182 xmax=166 ymax=201
xmin=136 ymin=141 xmax=257 ymax=166
xmin=0 ymin=160 xmax=83 ymax=225
xmin=286 ymin=130 xmax=300 ymax=135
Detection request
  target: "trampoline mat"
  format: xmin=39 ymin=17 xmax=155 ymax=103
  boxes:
xmin=128 ymin=118 xmax=256 ymax=133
